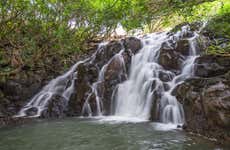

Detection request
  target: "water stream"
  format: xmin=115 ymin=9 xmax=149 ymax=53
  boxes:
xmin=18 ymin=25 xmax=201 ymax=127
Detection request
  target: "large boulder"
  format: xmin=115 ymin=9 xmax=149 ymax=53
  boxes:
xmin=67 ymin=62 xmax=98 ymax=116
xmin=122 ymin=37 xmax=142 ymax=54
xmin=172 ymin=71 xmax=230 ymax=144
xmin=40 ymin=94 xmax=68 ymax=118
xmin=102 ymin=55 xmax=127 ymax=114
xmin=158 ymin=43 xmax=185 ymax=72
xmin=194 ymin=55 xmax=230 ymax=78
xmin=25 ymin=107 xmax=38 ymax=116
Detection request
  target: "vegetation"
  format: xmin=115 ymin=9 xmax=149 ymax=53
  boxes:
xmin=0 ymin=0 xmax=229 ymax=78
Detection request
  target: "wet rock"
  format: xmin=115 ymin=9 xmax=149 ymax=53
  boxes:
xmin=104 ymin=56 xmax=126 ymax=81
xmin=40 ymin=94 xmax=68 ymax=118
xmin=163 ymin=83 xmax=170 ymax=91
xmin=25 ymin=107 xmax=38 ymax=116
xmin=182 ymin=123 xmax=187 ymax=130
xmin=123 ymin=37 xmax=142 ymax=54
xmin=172 ymin=71 xmax=230 ymax=143
xmin=102 ymin=56 xmax=127 ymax=114
xmin=169 ymin=22 xmax=204 ymax=38
xmin=66 ymin=38 xmax=139 ymax=116
xmin=194 ymin=55 xmax=230 ymax=78
xmin=121 ymin=50 xmax=133 ymax=72
xmin=158 ymin=71 xmax=174 ymax=82
xmin=175 ymin=39 xmax=190 ymax=56
xmin=171 ymin=22 xmax=205 ymax=38
xmin=158 ymin=46 xmax=185 ymax=72
xmin=93 ymin=41 xmax=123 ymax=68
xmin=150 ymin=88 xmax=162 ymax=121
xmin=67 ymin=63 xmax=95 ymax=116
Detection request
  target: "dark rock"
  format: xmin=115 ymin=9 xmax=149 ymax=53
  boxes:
xmin=169 ymin=23 xmax=194 ymax=38
xmin=40 ymin=94 xmax=68 ymax=118
xmin=121 ymin=50 xmax=133 ymax=72
xmin=150 ymin=90 xmax=162 ymax=121
xmin=194 ymin=55 xmax=230 ymax=77
xmin=0 ymin=80 xmax=22 ymax=96
xmin=67 ymin=63 xmax=93 ymax=116
xmin=104 ymin=56 xmax=126 ymax=81
xmin=182 ymin=123 xmax=187 ymax=130
xmin=173 ymin=71 xmax=230 ymax=143
xmin=123 ymin=37 xmax=142 ymax=54
xmin=25 ymin=107 xmax=38 ymax=116
xmin=102 ymin=56 xmax=127 ymax=114
xmin=163 ymin=83 xmax=170 ymax=91
xmin=175 ymin=39 xmax=190 ymax=56
xmin=158 ymin=45 xmax=185 ymax=72
xmin=169 ymin=22 xmax=203 ymax=38
xmin=66 ymin=38 xmax=137 ymax=116
xmin=93 ymin=41 xmax=123 ymax=68
xmin=158 ymin=71 xmax=175 ymax=82
xmin=0 ymin=43 xmax=95 ymax=118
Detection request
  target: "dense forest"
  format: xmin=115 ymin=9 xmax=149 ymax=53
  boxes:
xmin=0 ymin=0 xmax=229 ymax=80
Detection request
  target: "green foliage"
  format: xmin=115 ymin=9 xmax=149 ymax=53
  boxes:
xmin=0 ymin=0 xmax=229 ymax=77
xmin=205 ymin=1 xmax=230 ymax=38
xmin=206 ymin=42 xmax=230 ymax=54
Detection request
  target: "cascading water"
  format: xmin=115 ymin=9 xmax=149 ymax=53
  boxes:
xmin=16 ymin=60 xmax=85 ymax=117
xmin=113 ymin=26 xmax=201 ymax=124
xmin=17 ymin=24 xmax=204 ymax=126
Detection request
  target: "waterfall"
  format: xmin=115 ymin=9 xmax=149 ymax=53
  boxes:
xmin=17 ymin=25 xmax=203 ymax=125
xmin=113 ymin=26 xmax=200 ymax=124
xmin=16 ymin=61 xmax=84 ymax=117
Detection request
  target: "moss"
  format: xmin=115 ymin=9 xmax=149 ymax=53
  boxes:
xmin=206 ymin=43 xmax=230 ymax=55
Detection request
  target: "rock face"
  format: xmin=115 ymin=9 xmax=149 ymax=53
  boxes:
xmin=158 ymin=44 xmax=185 ymax=72
xmin=67 ymin=37 xmax=142 ymax=116
xmin=67 ymin=63 xmax=98 ymax=116
xmin=0 ymin=75 xmax=45 ymax=116
xmin=0 ymin=48 xmax=96 ymax=118
xmin=194 ymin=55 xmax=230 ymax=77
xmin=157 ymin=34 xmax=202 ymax=73
xmin=172 ymin=55 xmax=230 ymax=143
xmin=41 ymin=94 xmax=68 ymax=118
xmin=122 ymin=37 xmax=142 ymax=54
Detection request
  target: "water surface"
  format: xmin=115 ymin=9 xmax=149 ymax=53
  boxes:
xmin=0 ymin=118 xmax=224 ymax=150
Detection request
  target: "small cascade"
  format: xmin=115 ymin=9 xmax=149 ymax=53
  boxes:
xmin=16 ymin=42 xmax=108 ymax=117
xmin=82 ymin=50 xmax=127 ymax=116
xmin=16 ymin=60 xmax=85 ymax=117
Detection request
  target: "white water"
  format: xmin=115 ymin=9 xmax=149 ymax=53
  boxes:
xmin=17 ymin=25 xmax=202 ymax=126
xmin=112 ymin=26 xmax=200 ymax=124
xmin=16 ymin=60 xmax=87 ymax=117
